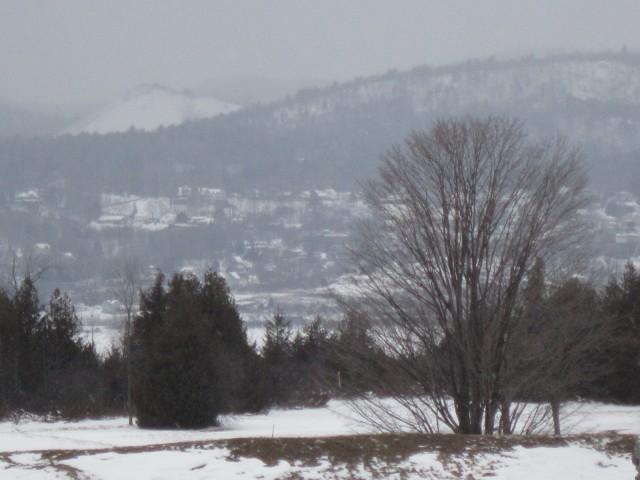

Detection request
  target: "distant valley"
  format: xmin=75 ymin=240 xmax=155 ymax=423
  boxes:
xmin=1 ymin=52 xmax=639 ymax=343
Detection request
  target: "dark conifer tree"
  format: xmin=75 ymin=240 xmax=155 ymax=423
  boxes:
xmin=132 ymin=270 xmax=259 ymax=429
xmin=39 ymin=289 xmax=81 ymax=371
xmin=0 ymin=289 xmax=18 ymax=412
xmin=598 ymin=263 xmax=640 ymax=402
xmin=328 ymin=312 xmax=380 ymax=396
xmin=262 ymin=312 xmax=293 ymax=405
xmin=13 ymin=277 xmax=41 ymax=401
xmin=291 ymin=316 xmax=330 ymax=403
xmin=36 ymin=288 xmax=96 ymax=416
xmin=101 ymin=345 xmax=128 ymax=414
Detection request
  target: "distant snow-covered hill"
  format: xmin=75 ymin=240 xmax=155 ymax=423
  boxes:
xmin=66 ymin=84 xmax=239 ymax=134
xmin=274 ymin=56 xmax=640 ymax=121
xmin=266 ymin=54 xmax=640 ymax=153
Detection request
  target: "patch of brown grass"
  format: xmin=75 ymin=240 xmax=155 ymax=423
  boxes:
xmin=4 ymin=431 xmax=635 ymax=479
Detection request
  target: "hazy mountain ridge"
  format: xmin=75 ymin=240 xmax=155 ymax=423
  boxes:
xmin=180 ymin=52 xmax=640 ymax=191
xmin=266 ymin=53 xmax=640 ymax=153
xmin=3 ymin=52 xmax=640 ymax=194
xmin=275 ymin=53 xmax=640 ymax=115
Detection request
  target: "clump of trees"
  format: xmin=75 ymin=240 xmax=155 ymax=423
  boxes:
xmin=127 ymin=271 xmax=385 ymax=427
xmin=262 ymin=314 xmax=338 ymax=407
xmin=0 ymin=261 xmax=637 ymax=432
xmin=496 ymin=260 xmax=608 ymax=435
xmin=0 ymin=267 xmax=384 ymax=425
xmin=0 ymin=277 xmax=125 ymax=418
xmin=595 ymin=263 xmax=640 ymax=402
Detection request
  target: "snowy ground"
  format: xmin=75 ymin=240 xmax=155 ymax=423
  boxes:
xmin=0 ymin=401 xmax=637 ymax=479
xmin=0 ymin=402 xmax=361 ymax=452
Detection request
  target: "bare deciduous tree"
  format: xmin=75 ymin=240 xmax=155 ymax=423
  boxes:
xmin=338 ymin=117 xmax=591 ymax=435
xmin=114 ymin=257 xmax=142 ymax=426
xmin=6 ymin=251 xmax=53 ymax=293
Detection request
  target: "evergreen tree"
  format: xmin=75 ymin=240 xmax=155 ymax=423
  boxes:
xmin=598 ymin=263 xmax=640 ymax=402
xmin=291 ymin=316 xmax=330 ymax=404
xmin=38 ymin=289 xmax=81 ymax=371
xmin=262 ymin=312 xmax=293 ymax=405
xmin=0 ymin=289 xmax=18 ymax=412
xmin=132 ymin=270 xmax=258 ymax=428
xmin=13 ymin=277 xmax=41 ymax=401
xmin=100 ymin=345 xmax=128 ymax=414
xmin=328 ymin=312 xmax=380 ymax=396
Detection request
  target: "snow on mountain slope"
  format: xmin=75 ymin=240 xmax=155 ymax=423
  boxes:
xmin=260 ymin=54 xmax=640 ymax=155
xmin=67 ymin=84 xmax=239 ymax=134
xmin=273 ymin=57 xmax=640 ymax=123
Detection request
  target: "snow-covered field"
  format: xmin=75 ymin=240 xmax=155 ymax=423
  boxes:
xmin=0 ymin=403 xmax=360 ymax=452
xmin=0 ymin=401 xmax=638 ymax=479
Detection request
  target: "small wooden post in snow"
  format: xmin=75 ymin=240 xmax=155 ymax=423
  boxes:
xmin=633 ymin=437 xmax=640 ymax=480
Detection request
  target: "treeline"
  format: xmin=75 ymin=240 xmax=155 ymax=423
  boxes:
xmin=0 ymin=278 xmax=126 ymax=417
xmin=130 ymin=270 xmax=388 ymax=427
xmin=597 ymin=263 xmax=640 ymax=401
xmin=0 ymin=264 xmax=639 ymax=424
xmin=0 ymin=269 xmax=380 ymax=424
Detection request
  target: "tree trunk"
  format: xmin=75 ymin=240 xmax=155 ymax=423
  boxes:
xmin=470 ymin=402 xmax=483 ymax=434
xmin=500 ymin=400 xmax=512 ymax=434
xmin=484 ymin=401 xmax=497 ymax=435
xmin=551 ymin=399 xmax=561 ymax=436
xmin=470 ymin=380 xmax=484 ymax=434
xmin=455 ymin=398 xmax=471 ymax=434
xmin=126 ymin=312 xmax=133 ymax=426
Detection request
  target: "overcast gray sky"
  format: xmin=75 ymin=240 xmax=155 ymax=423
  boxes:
xmin=2 ymin=0 xmax=640 ymax=110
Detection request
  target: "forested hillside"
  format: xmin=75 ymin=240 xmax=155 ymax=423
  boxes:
xmin=0 ymin=53 xmax=639 ymax=323
xmin=2 ymin=53 xmax=640 ymax=196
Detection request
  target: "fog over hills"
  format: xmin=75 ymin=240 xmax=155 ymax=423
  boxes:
xmin=0 ymin=101 xmax=73 ymax=139
xmin=66 ymin=84 xmax=240 ymax=135
xmin=193 ymin=75 xmax=328 ymax=107
xmin=0 ymin=52 xmax=639 ymax=327
xmin=3 ymin=1 xmax=640 ymax=471
xmin=5 ymin=53 xmax=640 ymax=193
